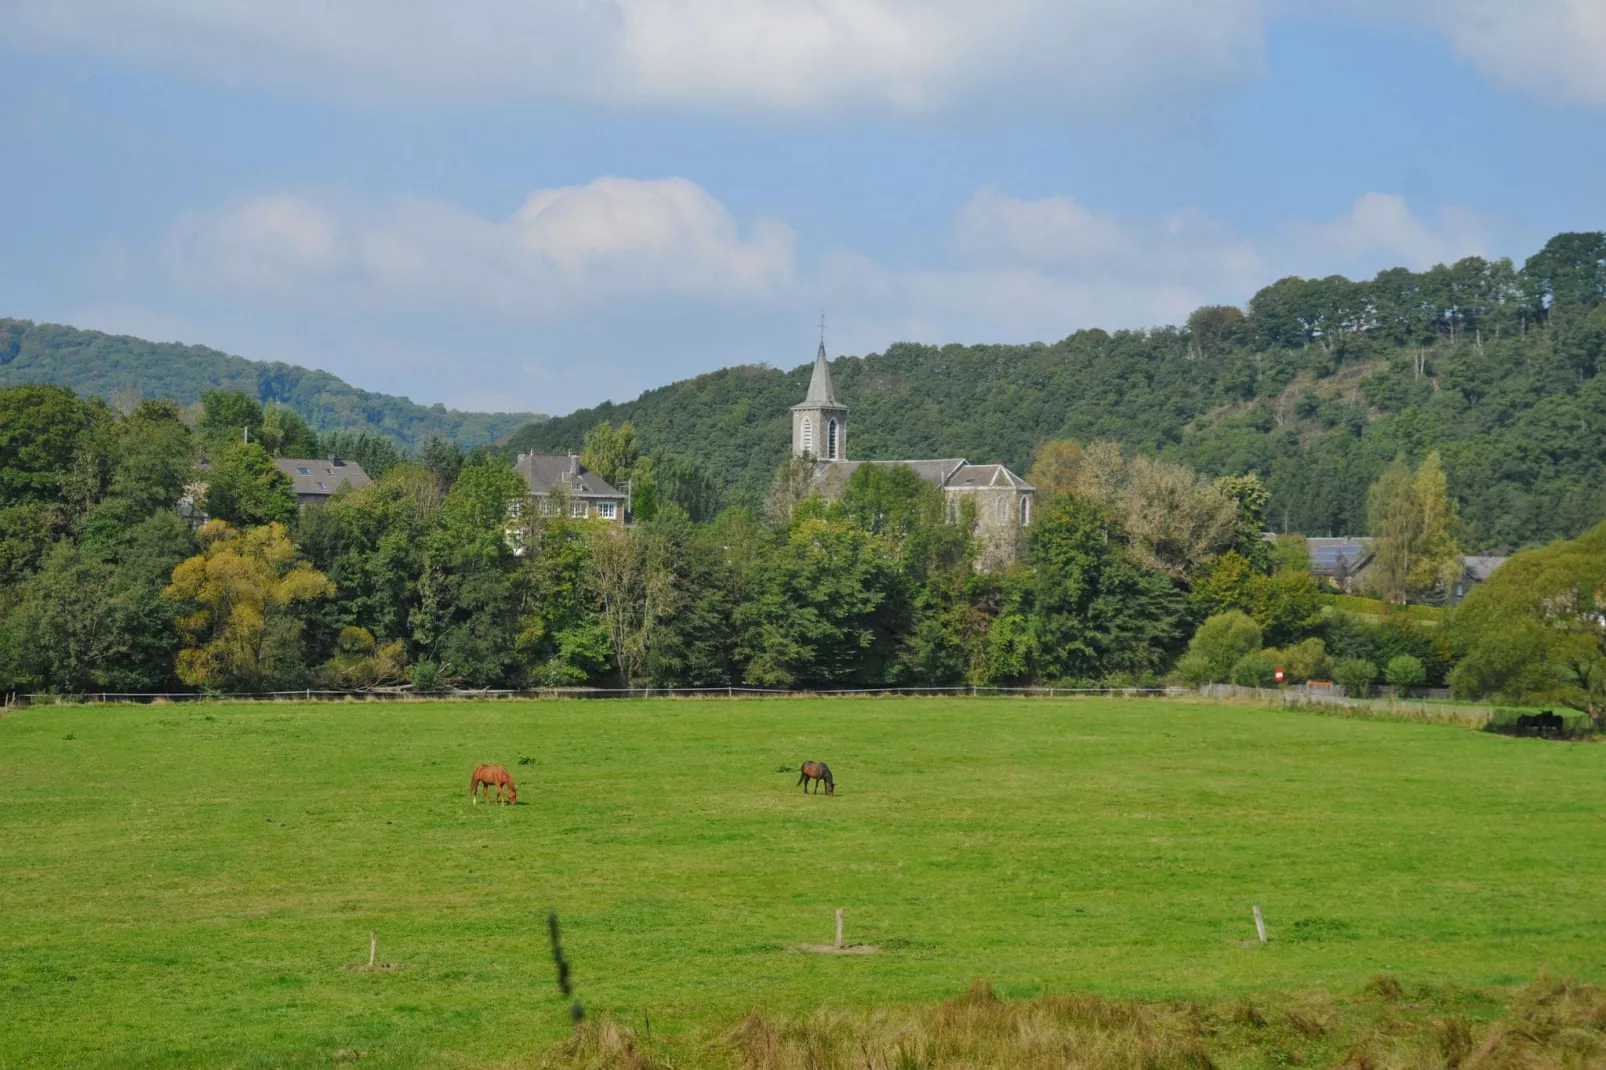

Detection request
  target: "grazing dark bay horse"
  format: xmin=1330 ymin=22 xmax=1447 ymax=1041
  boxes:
xmin=470 ymin=763 xmax=517 ymax=805
xmin=798 ymin=761 xmax=834 ymax=795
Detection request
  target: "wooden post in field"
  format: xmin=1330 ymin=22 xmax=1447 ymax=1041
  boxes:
xmin=369 ymin=931 xmax=377 ymax=967
xmin=835 ymin=908 xmax=844 ymax=950
xmin=1252 ymin=906 xmax=1267 ymax=944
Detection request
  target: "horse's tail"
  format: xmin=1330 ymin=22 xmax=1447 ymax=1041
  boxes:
xmin=468 ymin=769 xmax=478 ymax=795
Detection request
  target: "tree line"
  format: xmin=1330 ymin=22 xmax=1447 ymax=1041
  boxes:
xmin=12 ymin=380 xmax=1601 ymax=731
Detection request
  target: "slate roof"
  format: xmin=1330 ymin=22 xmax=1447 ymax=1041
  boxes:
xmin=1462 ymin=555 xmax=1508 ymax=581
xmin=794 ymin=342 xmax=844 ymax=409
xmin=1302 ymin=537 xmax=1374 ymax=577
xmin=808 ymin=459 xmax=1034 ymax=495
xmin=514 ymin=452 xmax=626 ymax=499
xmin=275 ymin=457 xmax=372 ymax=498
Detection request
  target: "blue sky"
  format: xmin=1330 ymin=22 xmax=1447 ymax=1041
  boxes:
xmin=3 ymin=2 xmax=1605 ymax=416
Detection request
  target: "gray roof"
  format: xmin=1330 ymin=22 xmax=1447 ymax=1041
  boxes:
xmin=808 ymin=458 xmax=1034 ymax=495
xmin=275 ymin=457 xmax=371 ymax=498
xmin=793 ymin=342 xmax=844 ymax=409
xmin=1462 ymin=555 xmax=1508 ymax=581
xmin=1303 ymin=537 xmax=1374 ymax=576
xmin=515 ymin=452 xmax=626 ymax=499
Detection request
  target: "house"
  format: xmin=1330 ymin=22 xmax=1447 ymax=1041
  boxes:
xmin=1303 ymin=537 xmax=1374 ymax=593
xmin=513 ymin=451 xmax=628 ymax=523
xmin=275 ymin=457 xmax=372 ymax=505
xmin=794 ymin=340 xmax=1035 ymax=569
xmin=1451 ymin=555 xmax=1508 ymax=604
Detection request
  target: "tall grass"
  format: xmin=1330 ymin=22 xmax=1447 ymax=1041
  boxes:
xmin=539 ymin=978 xmax=1606 ymax=1070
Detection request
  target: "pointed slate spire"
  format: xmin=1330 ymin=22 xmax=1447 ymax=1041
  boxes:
xmin=803 ymin=341 xmax=840 ymax=405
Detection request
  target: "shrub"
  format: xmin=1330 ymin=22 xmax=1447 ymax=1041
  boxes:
xmin=1186 ymin=610 xmax=1263 ymax=682
xmin=1230 ymin=652 xmax=1277 ymax=688
xmin=411 ymin=661 xmax=442 ymax=693
xmin=1173 ymin=652 xmax=1215 ymax=687
xmin=1384 ymin=654 xmax=1426 ymax=691
xmin=1333 ymin=657 xmax=1377 ymax=697
xmin=1281 ymin=637 xmax=1331 ymax=683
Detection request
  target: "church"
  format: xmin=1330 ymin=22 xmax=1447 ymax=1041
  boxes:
xmin=791 ymin=340 xmax=1036 ymax=568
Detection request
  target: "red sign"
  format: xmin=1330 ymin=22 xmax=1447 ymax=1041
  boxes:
xmin=1274 ymin=668 xmax=1285 ymax=682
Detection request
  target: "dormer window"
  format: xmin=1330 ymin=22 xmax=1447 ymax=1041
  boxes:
xmin=297 ymin=467 xmax=311 ymax=475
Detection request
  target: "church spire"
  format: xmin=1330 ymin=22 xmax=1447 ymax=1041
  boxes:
xmin=802 ymin=338 xmax=840 ymax=406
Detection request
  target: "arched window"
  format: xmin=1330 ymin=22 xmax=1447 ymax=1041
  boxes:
xmin=1020 ymin=495 xmax=1031 ymax=526
xmin=827 ymin=419 xmax=838 ymax=460
xmin=996 ymin=496 xmax=1008 ymax=523
xmin=801 ymin=417 xmax=813 ymax=455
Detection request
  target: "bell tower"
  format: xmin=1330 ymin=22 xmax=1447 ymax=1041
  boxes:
xmin=791 ymin=323 xmax=847 ymax=461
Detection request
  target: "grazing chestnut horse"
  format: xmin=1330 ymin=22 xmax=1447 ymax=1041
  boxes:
xmin=797 ymin=760 xmax=834 ymax=795
xmin=469 ymin=763 xmax=517 ymax=805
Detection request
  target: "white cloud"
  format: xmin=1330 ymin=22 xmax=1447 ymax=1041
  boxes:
xmin=2 ymin=0 xmax=1266 ymax=114
xmin=1380 ymin=0 xmax=1606 ymax=108
xmin=819 ymin=188 xmax=1496 ymax=349
xmin=166 ymin=177 xmax=796 ymax=314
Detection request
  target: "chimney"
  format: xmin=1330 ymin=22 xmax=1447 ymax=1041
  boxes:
xmin=568 ymin=452 xmax=578 ymax=476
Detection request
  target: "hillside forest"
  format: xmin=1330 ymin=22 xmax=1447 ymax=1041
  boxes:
xmin=509 ymin=232 xmax=1606 ymax=554
xmin=0 ymin=319 xmax=540 ymax=447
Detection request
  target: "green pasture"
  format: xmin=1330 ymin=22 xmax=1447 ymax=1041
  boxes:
xmin=1 ymin=696 xmax=1602 ymax=1067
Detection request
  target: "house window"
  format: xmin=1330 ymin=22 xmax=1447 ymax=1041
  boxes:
xmin=296 ymin=467 xmax=311 ymax=475
xmin=598 ymin=501 xmax=618 ymax=520
xmin=1020 ymin=495 xmax=1031 ymax=526
xmin=996 ymin=496 xmax=1008 ymax=523
xmin=538 ymin=497 xmax=555 ymax=517
xmin=571 ymin=500 xmax=586 ymax=518
xmin=827 ymin=419 xmax=838 ymax=460
xmin=801 ymin=418 xmax=813 ymax=454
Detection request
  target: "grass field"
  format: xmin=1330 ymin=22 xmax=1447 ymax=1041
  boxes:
xmin=1 ymin=696 xmax=1602 ymax=1067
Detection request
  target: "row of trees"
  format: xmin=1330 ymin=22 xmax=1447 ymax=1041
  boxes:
xmin=1 ymin=382 xmax=1600 ymax=730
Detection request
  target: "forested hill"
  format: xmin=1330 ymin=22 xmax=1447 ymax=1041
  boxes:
xmin=0 ymin=319 xmax=540 ymax=447
xmin=508 ymin=232 xmax=1606 ymax=554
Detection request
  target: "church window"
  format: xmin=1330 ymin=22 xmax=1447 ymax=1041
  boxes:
xmin=1020 ymin=495 xmax=1031 ymax=526
xmin=996 ymin=496 xmax=1008 ymax=523
xmin=801 ymin=418 xmax=813 ymax=455
xmin=827 ymin=419 xmax=838 ymax=460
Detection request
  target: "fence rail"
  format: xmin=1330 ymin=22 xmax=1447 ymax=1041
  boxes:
xmin=6 ymin=685 xmax=1193 ymax=707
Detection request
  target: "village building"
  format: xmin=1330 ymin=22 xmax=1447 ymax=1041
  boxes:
xmin=794 ymin=341 xmax=1035 ymax=568
xmin=1281 ymin=535 xmax=1506 ymax=603
xmin=513 ymin=451 xmax=628 ymax=523
xmin=274 ymin=457 xmax=372 ymax=506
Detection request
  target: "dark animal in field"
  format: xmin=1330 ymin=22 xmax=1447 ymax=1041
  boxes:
xmin=798 ymin=761 xmax=834 ymax=795
xmin=470 ymin=763 xmax=517 ymax=805
xmin=1514 ymin=712 xmax=1568 ymax=738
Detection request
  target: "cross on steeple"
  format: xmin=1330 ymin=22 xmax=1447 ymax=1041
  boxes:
xmin=819 ymin=312 xmax=826 ymax=347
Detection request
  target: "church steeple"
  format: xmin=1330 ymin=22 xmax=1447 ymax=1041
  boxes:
xmin=790 ymin=327 xmax=848 ymax=461
xmin=802 ymin=340 xmax=841 ymax=406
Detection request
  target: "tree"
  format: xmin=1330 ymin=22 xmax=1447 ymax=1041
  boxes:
xmin=163 ymin=521 xmax=333 ymax=690
xmin=1215 ymin=473 xmax=1273 ymax=573
xmin=1026 ymin=495 xmax=1186 ymax=683
xmin=763 ymin=454 xmax=819 ymax=525
xmin=318 ymin=626 xmax=408 ymax=689
xmin=256 ymin=403 xmax=321 ymax=457
xmin=1367 ymin=453 xmax=1462 ymax=604
xmin=580 ymin=421 xmax=639 ymax=489
xmin=1332 ymin=657 xmax=1377 ymax=697
xmin=199 ymin=390 xmax=263 ymax=449
xmin=1230 ymin=651 xmax=1276 ymax=688
xmin=744 ymin=516 xmax=903 ymax=687
xmin=1385 ymin=654 xmax=1426 ymax=691
xmin=1448 ymin=519 xmax=1606 ymax=725
xmin=1119 ymin=457 xmax=1238 ymax=580
xmin=587 ymin=523 xmax=677 ymax=686
xmin=1183 ymin=610 xmax=1262 ymax=683
xmin=202 ymin=442 xmax=297 ymax=527
xmin=1025 ymin=440 xmax=1084 ymax=500
xmin=0 ymin=384 xmax=95 ymax=507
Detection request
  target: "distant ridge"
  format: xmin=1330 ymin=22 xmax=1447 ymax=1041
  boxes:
xmin=0 ymin=318 xmax=542 ymax=448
